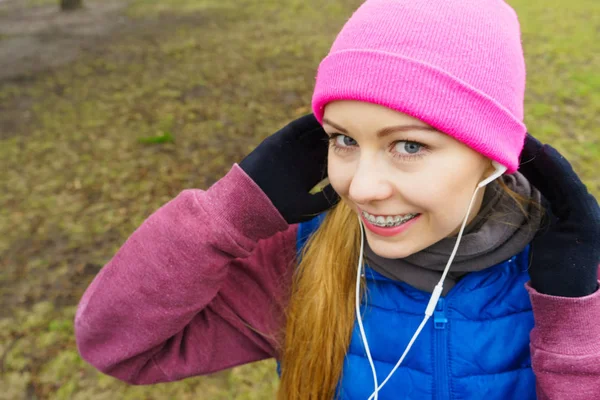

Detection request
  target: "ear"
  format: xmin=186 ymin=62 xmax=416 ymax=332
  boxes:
xmin=483 ymin=160 xmax=496 ymax=180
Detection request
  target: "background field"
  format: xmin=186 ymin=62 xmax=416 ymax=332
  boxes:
xmin=1 ymin=0 xmax=598 ymax=398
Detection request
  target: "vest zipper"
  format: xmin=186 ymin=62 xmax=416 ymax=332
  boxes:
xmin=434 ymin=297 xmax=450 ymax=400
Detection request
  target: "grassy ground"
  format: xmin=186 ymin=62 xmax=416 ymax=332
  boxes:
xmin=0 ymin=0 xmax=598 ymax=398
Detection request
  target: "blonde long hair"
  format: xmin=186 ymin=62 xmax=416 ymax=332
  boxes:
xmin=277 ymin=182 xmax=535 ymax=399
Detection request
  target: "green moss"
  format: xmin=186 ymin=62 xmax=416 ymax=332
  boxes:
xmin=137 ymin=132 xmax=175 ymax=144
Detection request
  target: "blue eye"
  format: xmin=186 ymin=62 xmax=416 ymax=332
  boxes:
xmin=334 ymin=134 xmax=357 ymax=147
xmin=391 ymin=140 xmax=429 ymax=161
xmin=328 ymin=133 xmax=357 ymax=154
xmin=397 ymin=141 xmax=422 ymax=154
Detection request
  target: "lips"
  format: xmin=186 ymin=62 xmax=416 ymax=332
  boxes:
xmin=360 ymin=212 xmax=422 ymax=237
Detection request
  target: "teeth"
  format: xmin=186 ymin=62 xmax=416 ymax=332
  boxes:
xmin=362 ymin=211 xmax=418 ymax=227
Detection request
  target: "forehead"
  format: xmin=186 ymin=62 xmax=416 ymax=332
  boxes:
xmin=323 ymin=100 xmax=433 ymax=129
xmin=323 ymin=100 xmax=446 ymax=140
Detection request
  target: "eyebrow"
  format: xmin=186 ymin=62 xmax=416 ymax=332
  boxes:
xmin=322 ymin=118 xmax=438 ymax=138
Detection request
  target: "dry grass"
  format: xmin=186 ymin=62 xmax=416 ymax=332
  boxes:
xmin=0 ymin=0 xmax=598 ymax=398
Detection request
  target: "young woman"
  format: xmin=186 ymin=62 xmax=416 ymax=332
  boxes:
xmin=75 ymin=0 xmax=600 ymax=399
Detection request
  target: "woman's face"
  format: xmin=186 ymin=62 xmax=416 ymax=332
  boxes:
xmin=323 ymin=100 xmax=494 ymax=259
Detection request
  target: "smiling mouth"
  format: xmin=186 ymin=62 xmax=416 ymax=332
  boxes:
xmin=361 ymin=210 xmax=421 ymax=228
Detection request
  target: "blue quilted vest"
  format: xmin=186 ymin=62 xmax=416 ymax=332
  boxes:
xmin=292 ymin=213 xmax=536 ymax=400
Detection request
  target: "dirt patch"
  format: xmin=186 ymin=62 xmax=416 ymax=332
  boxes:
xmin=0 ymin=0 xmax=209 ymax=142
xmin=0 ymin=0 xmax=209 ymax=82
xmin=0 ymin=0 xmax=134 ymax=80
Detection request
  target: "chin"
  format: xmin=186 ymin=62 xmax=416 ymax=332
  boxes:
xmin=365 ymin=236 xmax=422 ymax=259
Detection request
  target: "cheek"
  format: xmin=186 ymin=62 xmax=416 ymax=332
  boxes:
xmin=414 ymin=157 xmax=482 ymax=201
xmin=400 ymin=169 xmax=478 ymax=230
xmin=327 ymin=153 xmax=354 ymax=196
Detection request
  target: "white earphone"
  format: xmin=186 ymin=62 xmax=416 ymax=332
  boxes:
xmin=478 ymin=161 xmax=507 ymax=188
xmin=356 ymin=160 xmax=507 ymax=400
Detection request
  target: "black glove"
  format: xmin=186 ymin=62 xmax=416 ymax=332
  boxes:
xmin=239 ymin=114 xmax=339 ymax=224
xmin=519 ymin=133 xmax=600 ymax=297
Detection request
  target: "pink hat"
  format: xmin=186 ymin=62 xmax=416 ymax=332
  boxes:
xmin=312 ymin=0 xmax=527 ymax=173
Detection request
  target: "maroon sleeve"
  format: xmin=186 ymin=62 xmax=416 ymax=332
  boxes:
xmin=74 ymin=164 xmax=298 ymax=384
xmin=526 ymin=266 xmax=600 ymax=399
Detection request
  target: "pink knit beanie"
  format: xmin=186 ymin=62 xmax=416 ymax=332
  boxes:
xmin=312 ymin=0 xmax=527 ymax=173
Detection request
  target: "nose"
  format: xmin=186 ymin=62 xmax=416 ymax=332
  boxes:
xmin=348 ymin=157 xmax=393 ymax=204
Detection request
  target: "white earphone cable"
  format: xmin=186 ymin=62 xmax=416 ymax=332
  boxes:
xmin=356 ymin=218 xmax=379 ymax=400
xmin=366 ymin=183 xmax=483 ymax=400
xmin=358 ymin=162 xmax=506 ymax=399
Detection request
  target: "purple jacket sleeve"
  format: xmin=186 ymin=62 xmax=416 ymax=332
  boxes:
xmin=526 ymin=267 xmax=600 ymax=399
xmin=74 ymin=164 xmax=298 ymax=384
